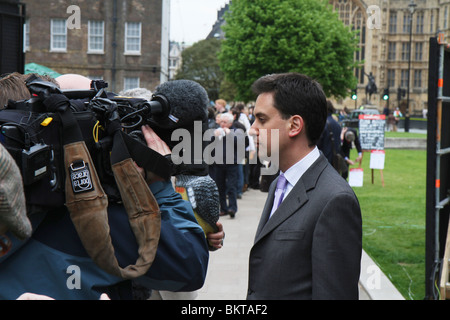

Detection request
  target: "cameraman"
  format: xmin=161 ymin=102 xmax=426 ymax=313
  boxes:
xmin=0 ymin=73 xmax=211 ymax=299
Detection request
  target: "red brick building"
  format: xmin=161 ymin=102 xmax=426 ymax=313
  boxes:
xmin=22 ymin=0 xmax=170 ymax=92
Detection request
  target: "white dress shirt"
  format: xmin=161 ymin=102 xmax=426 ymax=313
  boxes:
xmin=269 ymin=146 xmax=320 ymax=218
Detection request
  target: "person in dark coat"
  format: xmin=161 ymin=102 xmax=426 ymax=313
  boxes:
xmin=340 ymin=126 xmax=362 ymax=179
xmin=317 ymin=100 xmax=342 ymax=165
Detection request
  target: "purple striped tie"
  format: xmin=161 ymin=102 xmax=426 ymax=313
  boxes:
xmin=270 ymin=174 xmax=288 ymax=217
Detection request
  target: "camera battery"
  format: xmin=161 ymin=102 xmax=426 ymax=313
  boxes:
xmin=21 ymin=143 xmax=51 ymax=186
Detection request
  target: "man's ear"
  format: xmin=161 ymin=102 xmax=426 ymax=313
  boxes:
xmin=288 ymin=115 xmax=304 ymax=137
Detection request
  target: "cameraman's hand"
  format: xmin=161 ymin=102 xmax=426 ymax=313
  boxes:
xmin=141 ymin=125 xmax=171 ymax=156
xmin=207 ymin=221 xmax=225 ymax=250
xmin=139 ymin=125 xmax=171 ymax=184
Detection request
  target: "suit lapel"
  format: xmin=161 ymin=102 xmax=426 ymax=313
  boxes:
xmin=254 ymin=180 xmax=308 ymax=244
xmin=254 ymin=181 xmax=276 ymax=239
xmin=253 ymin=154 xmax=329 ymax=245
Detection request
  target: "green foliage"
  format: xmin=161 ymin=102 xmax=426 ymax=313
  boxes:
xmin=175 ymin=38 xmax=224 ymax=101
xmin=219 ymin=77 xmax=238 ymax=102
xmin=219 ymin=0 xmax=359 ymax=102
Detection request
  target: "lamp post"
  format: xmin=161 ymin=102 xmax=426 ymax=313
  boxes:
xmin=405 ymin=0 xmax=416 ymax=132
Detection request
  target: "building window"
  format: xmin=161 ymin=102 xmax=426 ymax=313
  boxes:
xmin=401 ymin=70 xmax=409 ymax=88
xmin=23 ymin=19 xmax=30 ymax=52
xmin=401 ymin=42 xmax=410 ymax=61
xmin=416 ymin=12 xmax=424 ymax=34
xmin=415 ymin=42 xmax=423 ymax=61
xmin=388 ymin=42 xmax=396 ymax=60
xmin=414 ymin=70 xmax=422 ymax=88
xmin=403 ymin=12 xmax=411 ymax=34
xmin=124 ymin=77 xmax=140 ymax=90
xmin=389 ymin=11 xmax=397 ymax=33
xmin=445 ymin=7 xmax=448 ymax=30
xmin=338 ymin=2 xmax=351 ymax=26
xmin=88 ymin=21 xmax=104 ymax=53
xmin=331 ymin=0 xmax=365 ymax=84
xmin=125 ymin=22 xmax=141 ymax=54
xmin=170 ymin=58 xmax=178 ymax=68
xmin=50 ymin=19 xmax=67 ymax=52
xmin=387 ymin=69 xmax=396 ymax=88
xmin=430 ymin=13 xmax=434 ymax=33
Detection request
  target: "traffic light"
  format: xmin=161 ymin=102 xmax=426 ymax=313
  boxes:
xmin=351 ymin=89 xmax=357 ymax=100
xmin=382 ymin=88 xmax=389 ymax=101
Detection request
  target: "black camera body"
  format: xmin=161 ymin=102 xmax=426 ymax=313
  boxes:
xmin=0 ymin=77 xmax=171 ymax=208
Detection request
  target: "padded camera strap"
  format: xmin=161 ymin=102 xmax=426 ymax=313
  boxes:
xmin=43 ymin=94 xmax=160 ymax=279
xmin=109 ymin=129 xmax=163 ymax=278
xmin=110 ymin=129 xmax=172 ymax=180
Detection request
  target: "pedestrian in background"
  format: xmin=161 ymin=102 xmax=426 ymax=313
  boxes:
xmin=317 ymin=100 xmax=343 ymax=166
xmin=340 ymin=126 xmax=362 ymax=180
xmin=212 ymin=113 xmax=246 ymax=218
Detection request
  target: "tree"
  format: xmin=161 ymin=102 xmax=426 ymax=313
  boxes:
xmin=175 ymin=38 xmax=224 ymax=101
xmin=219 ymin=0 xmax=360 ymax=102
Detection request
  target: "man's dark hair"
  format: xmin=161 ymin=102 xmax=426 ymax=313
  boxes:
xmin=251 ymin=72 xmax=327 ymax=146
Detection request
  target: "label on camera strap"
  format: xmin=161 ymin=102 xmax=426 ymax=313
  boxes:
xmin=69 ymin=160 xmax=94 ymax=193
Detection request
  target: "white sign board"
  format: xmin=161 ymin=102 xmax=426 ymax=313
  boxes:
xmin=348 ymin=168 xmax=364 ymax=187
xmin=370 ymin=150 xmax=385 ymax=170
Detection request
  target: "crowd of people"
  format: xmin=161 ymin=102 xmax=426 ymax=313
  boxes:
xmin=0 ymin=71 xmax=362 ymax=300
xmin=206 ymin=99 xmax=261 ymax=219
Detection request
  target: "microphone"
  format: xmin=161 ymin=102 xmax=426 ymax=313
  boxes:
xmin=175 ymin=174 xmax=220 ymax=235
xmin=147 ymin=80 xmax=210 ymax=170
xmin=147 ymin=79 xmax=209 ymax=131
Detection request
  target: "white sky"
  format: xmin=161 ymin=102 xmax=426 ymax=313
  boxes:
xmin=170 ymin=0 xmax=230 ymax=45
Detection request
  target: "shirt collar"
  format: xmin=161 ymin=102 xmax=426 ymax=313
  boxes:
xmin=281 ymin=146 xmax=320 ymax=188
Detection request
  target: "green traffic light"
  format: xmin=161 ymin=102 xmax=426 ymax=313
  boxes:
xmin=383 ymin=88 xmax=389 ymax=101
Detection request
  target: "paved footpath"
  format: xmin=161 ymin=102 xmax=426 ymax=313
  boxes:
xmin=197 ymin=188 xmax=262 ymax=300
xmin=197 ymin=188 xmax=404 ymax=300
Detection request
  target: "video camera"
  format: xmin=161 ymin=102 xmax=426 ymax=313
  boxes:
xmin=10 ymin=75 xmax=171 ymax=132
xmin=0 ymin=76 xmax=175 ymax=207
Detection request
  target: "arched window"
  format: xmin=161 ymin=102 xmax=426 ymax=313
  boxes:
xmin=330 ymin=0 xmax=366 ymax=84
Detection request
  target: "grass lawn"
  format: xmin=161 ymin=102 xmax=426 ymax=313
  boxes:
xmin=349 ymin=144 xmax=426 ymax=300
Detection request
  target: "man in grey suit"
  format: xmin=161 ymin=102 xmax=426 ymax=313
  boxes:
xmin=247 ymin=73 xmax=362 ymax=300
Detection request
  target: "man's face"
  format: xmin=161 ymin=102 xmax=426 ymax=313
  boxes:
xmin=251 ymin=92 xmax=290 ymax=159
xmin=215 ymin=103 xmax=224 ymax=112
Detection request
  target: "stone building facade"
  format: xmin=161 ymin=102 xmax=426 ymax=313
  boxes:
xmin=332 ymin=0 xmax=449 ymax=115
xmin=22 ymin=0 xmax=170 ymax=93
xmin=208 ymin=0 xmax=448 ymax=115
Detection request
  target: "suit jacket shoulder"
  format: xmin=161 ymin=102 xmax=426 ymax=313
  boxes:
xmin=248 ymin=153 xmax=362 ymax=300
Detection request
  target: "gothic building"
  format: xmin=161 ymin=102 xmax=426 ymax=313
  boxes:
xmin=208 ymin=0 xmax=447 ymax=115
xmin=332 ymin=0 xmax=448 ymax=115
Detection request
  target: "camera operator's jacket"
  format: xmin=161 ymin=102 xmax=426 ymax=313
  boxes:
xmin=0 ymin=180 xmax=209 ymax=300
